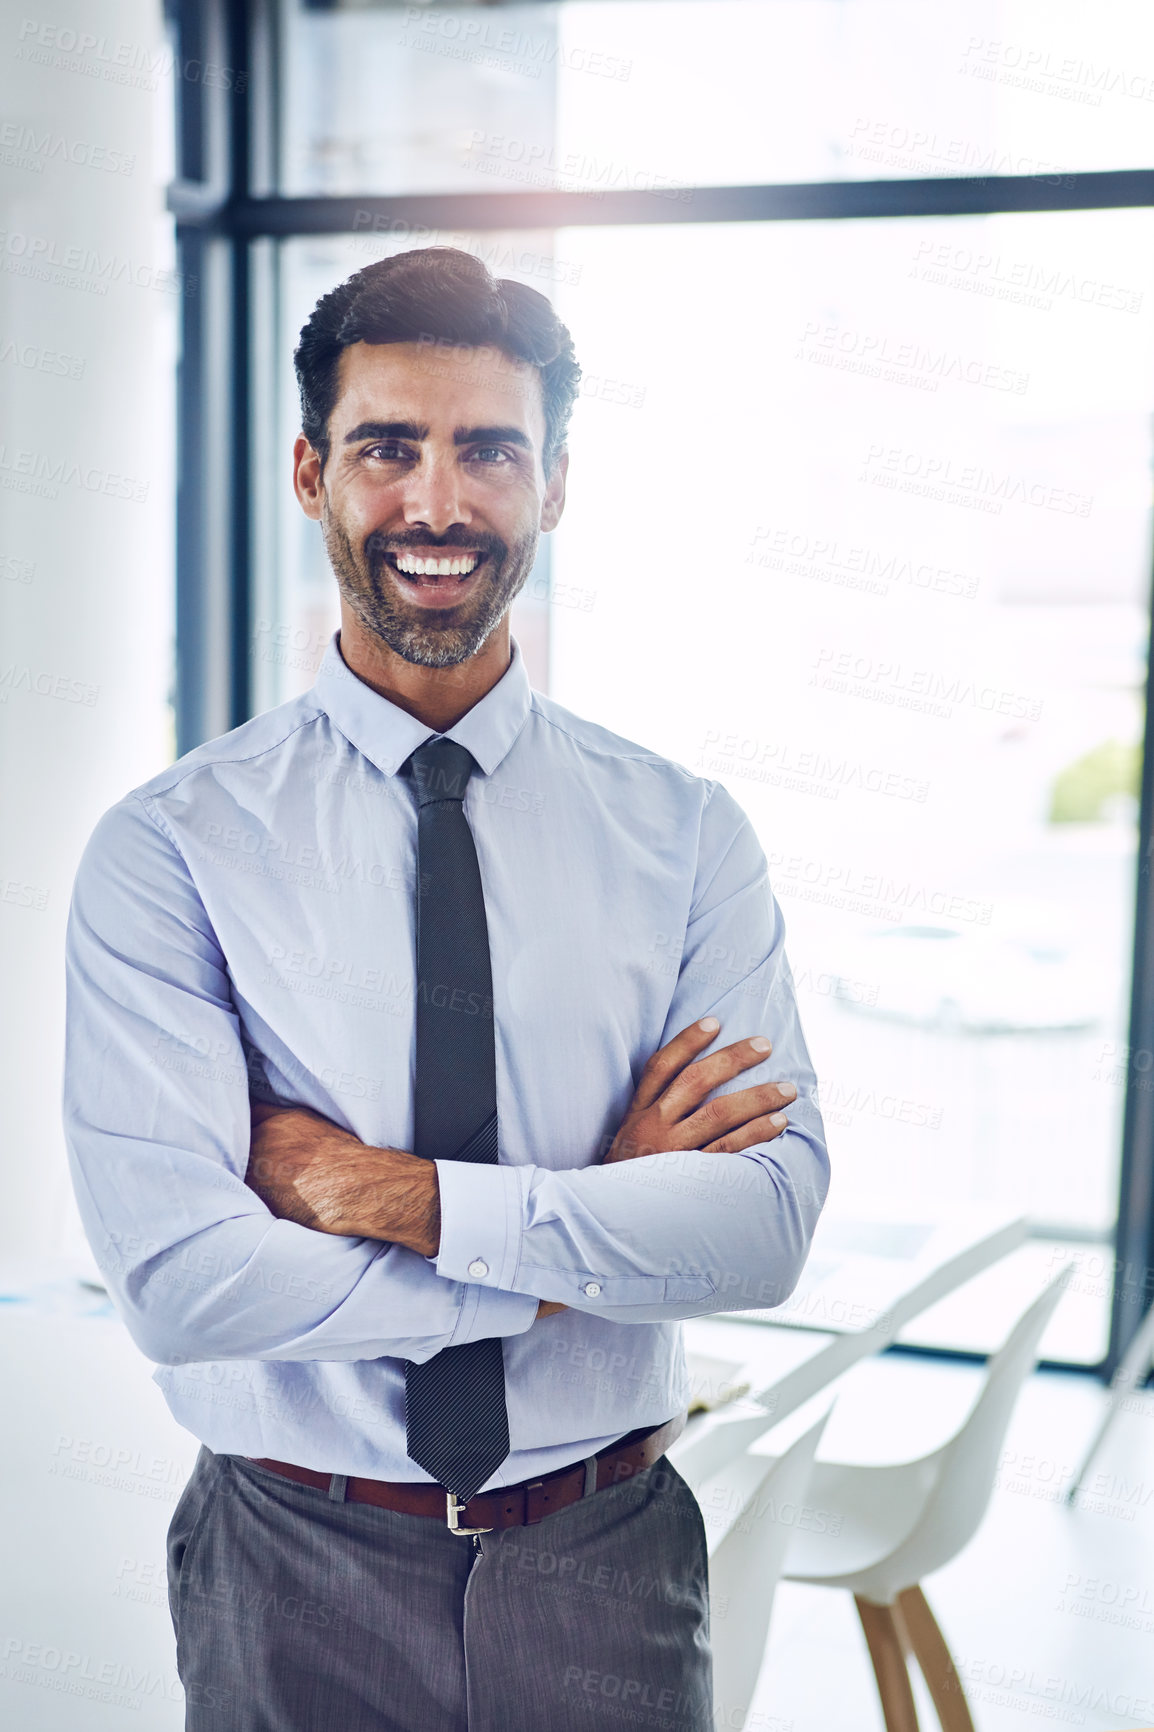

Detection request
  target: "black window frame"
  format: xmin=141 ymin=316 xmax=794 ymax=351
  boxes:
xmin=166 ymin=0 xmax=1154 ymax=1379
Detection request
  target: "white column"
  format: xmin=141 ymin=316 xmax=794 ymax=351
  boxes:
xmin=0 ymin=2 xmax=175 ymax=1263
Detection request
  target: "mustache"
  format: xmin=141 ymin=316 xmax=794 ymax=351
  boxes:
xmin=365 ymin=527 xmax=508 ymax=561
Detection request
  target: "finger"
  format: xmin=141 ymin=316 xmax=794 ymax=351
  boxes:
xmin=659 ymin=1036 xmax=775 ymax=1121
xmin=628 ymin=1018 xmax=729 ymax=1112
xmin=604 ymin=1080 xmax=793 ymax=1164
xmin=701 ymin=1110 xmax=790 ymax=1154
xmin=682 ymin=1080 xmax=796 ymax=1146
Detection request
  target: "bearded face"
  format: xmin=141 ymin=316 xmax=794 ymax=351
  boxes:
xmin=321 ymin=510 xmax=541 ymax=669
xmin=295 ymin=340 xmax=564 ymax=677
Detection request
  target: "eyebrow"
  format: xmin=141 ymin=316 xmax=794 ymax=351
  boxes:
xmin=342 ymin=420 xmax=533 ymax=453
xmin=343 ymin=421 xmax=429 ymax=445
xmin=454 ymin=425 xmax=532 ymax=451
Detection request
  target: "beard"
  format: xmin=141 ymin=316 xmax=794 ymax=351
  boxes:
xmin=321 ymin=508 xmax=540 ymax=669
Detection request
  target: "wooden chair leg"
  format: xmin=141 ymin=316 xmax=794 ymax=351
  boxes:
xmin=896 ymin=1585 xmax=975 ymax=1732
xmin=855 ymin=1596 xmax=921 ymax=1732
xmin=891 ymin=1599 xmax=915 ymax=1662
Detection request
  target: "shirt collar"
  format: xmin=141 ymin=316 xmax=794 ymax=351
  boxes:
xmin=311 ymin=630 xmax=533 ymax=779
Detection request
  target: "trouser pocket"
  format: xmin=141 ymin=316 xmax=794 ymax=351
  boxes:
xmin=166 ymin=1445 xmax=222 ymax=1633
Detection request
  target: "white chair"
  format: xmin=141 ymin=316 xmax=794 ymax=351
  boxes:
xmin=695 ymin=1410 xmax=831 ymax=1732
xmin=759 ymin=1268 xmax=1074 ymax=1731
xmin=668 ymin=1396 xmax=785 ymax=1499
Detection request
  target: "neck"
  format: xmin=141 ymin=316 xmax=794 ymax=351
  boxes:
xmin=336 ymin=604 xmax=512 ymax=732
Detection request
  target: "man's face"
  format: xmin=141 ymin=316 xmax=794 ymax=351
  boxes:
xmin=294 ymin=339 xmax=566 ymax=668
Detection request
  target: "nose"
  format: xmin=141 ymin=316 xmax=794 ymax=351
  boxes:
xmin=400 ymin=449 xmax=472 ymax=537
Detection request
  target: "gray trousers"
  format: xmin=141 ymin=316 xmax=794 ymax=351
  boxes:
xmin=167 ymin=1447 xmax=713 ymax=1731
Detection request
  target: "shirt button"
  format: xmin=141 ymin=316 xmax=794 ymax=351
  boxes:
xmin=583 ymin=1280 xmax=602 ymax=1298
xmin=467 ymin=1259 xmax=489 ymax=1279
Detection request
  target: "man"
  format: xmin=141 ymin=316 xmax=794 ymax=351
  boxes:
xmin=64 ymin=247 xmax=828 ymax=1731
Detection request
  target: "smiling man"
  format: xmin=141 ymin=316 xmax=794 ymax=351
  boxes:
xmin=63 ymin=248 xmax=828 ymax=1732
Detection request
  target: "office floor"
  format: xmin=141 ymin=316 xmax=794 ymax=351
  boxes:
xmin=0 ymin=1279 xmax=1151 ymax=1731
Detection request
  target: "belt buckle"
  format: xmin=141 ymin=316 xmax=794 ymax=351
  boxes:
xmin=446 ymin=1492 xmax=493 ymax=1537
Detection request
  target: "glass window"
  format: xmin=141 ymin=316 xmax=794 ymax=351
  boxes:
xmin=280 ymin=0 xmax=1154 ymax=197
xmin=547 ymin=210 xmax=1152 ymax=1276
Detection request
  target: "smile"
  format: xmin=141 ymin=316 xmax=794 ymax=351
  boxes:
xmin=388 ymin=550 xmax=482 ymax=579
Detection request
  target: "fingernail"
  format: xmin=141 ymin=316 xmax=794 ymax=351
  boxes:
xmin=698 ymin=1017 xmax=720 ymax=1033
xmin=750 ymin=1036 xmax=771 ymax=1053
xmin=770 ymin=1110 xmax=789 ymax=1127
xmin=778 ymin=1082 xmax=797 ymax=1099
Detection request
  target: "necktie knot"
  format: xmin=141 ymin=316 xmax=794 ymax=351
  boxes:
xmin=402 ymin=736 xmax=477 ymax=807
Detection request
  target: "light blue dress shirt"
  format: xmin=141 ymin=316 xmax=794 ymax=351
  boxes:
xmin=63 ymin=632 xmax=828 ymax=1489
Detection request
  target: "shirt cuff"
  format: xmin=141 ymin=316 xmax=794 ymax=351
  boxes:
xmin=446 ymin=1278 xmax=538 ymax=1348
xmin=435 ymin=1158 xmax=528 ymax=1292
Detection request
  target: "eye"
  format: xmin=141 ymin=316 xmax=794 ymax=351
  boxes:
xmin=470 ymin=446 xmax=513 ymax=464
xmin=365 ymin=441 xmax=414 ymax=462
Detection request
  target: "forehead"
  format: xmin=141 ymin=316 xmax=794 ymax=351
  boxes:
xmin=332 ymin=340 xmax=546 ymax=446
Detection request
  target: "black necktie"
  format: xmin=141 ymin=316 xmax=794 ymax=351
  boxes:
xmin=401 ymin=736 xmax=510 ymax=1504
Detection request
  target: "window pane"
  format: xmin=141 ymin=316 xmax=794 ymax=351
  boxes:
xmin=547 ymin=209 xmax=1153 ymax=1266
xmin=280 ymin=0 xmax=1154 ymax=196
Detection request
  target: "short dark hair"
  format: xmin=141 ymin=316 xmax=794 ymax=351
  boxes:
xmin=294 ymin=247 xmax=581 ymax=473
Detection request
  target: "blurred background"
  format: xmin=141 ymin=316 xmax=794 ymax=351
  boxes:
xmin=3 ymin=3 xmax=1154 ymax=1727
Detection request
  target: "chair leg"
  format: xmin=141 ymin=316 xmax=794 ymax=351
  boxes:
xmin=896 ymin=1585 xmax=975 ymax=1732
xmin=891 ymin=1599 xmax=915 ymax=1661
xmin=855 ymin=1596 xmax=921 ymax=1732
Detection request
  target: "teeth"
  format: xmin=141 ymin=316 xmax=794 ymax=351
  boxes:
xmin=394 ymin=553 xmax=479 ymax=578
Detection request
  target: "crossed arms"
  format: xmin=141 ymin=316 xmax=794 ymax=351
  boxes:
xmin=246 ymin=1019 xmax=800 ymax=1319
xmin=62 ymin=788 xmax=828 ymax=1369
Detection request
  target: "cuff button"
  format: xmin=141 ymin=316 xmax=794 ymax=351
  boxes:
xmin=582 ymin=1280 xmax=602 ymax=1298
xmin=467 ymin=1258 xmax=489 ymax=1279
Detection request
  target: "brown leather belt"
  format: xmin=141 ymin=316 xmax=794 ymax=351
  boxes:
xmin=248 ymin=1413 xmax=686 ymax=1535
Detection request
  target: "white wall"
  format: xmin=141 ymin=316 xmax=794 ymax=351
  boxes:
xmin=0 ymin=1 xmax=175 ymax=1262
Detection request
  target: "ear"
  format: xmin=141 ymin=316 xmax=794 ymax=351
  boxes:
xmin=540 ymin=449 xmax=569 ymax=534
xmin=293 ymin=434 xmax=325 ymax=521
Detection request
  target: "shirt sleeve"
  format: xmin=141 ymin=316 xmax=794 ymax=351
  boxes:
xmin=435 ymin=779 xmax=829 ymax=1322
xmin=62 ymin=793 xmax=539 ymax=1368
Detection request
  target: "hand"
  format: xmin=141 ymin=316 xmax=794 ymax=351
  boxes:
xmin=246 ymin=1101 xmax=441 ymax=1256
xmin=604 ymin=1018 xmax=796 ymax=1165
